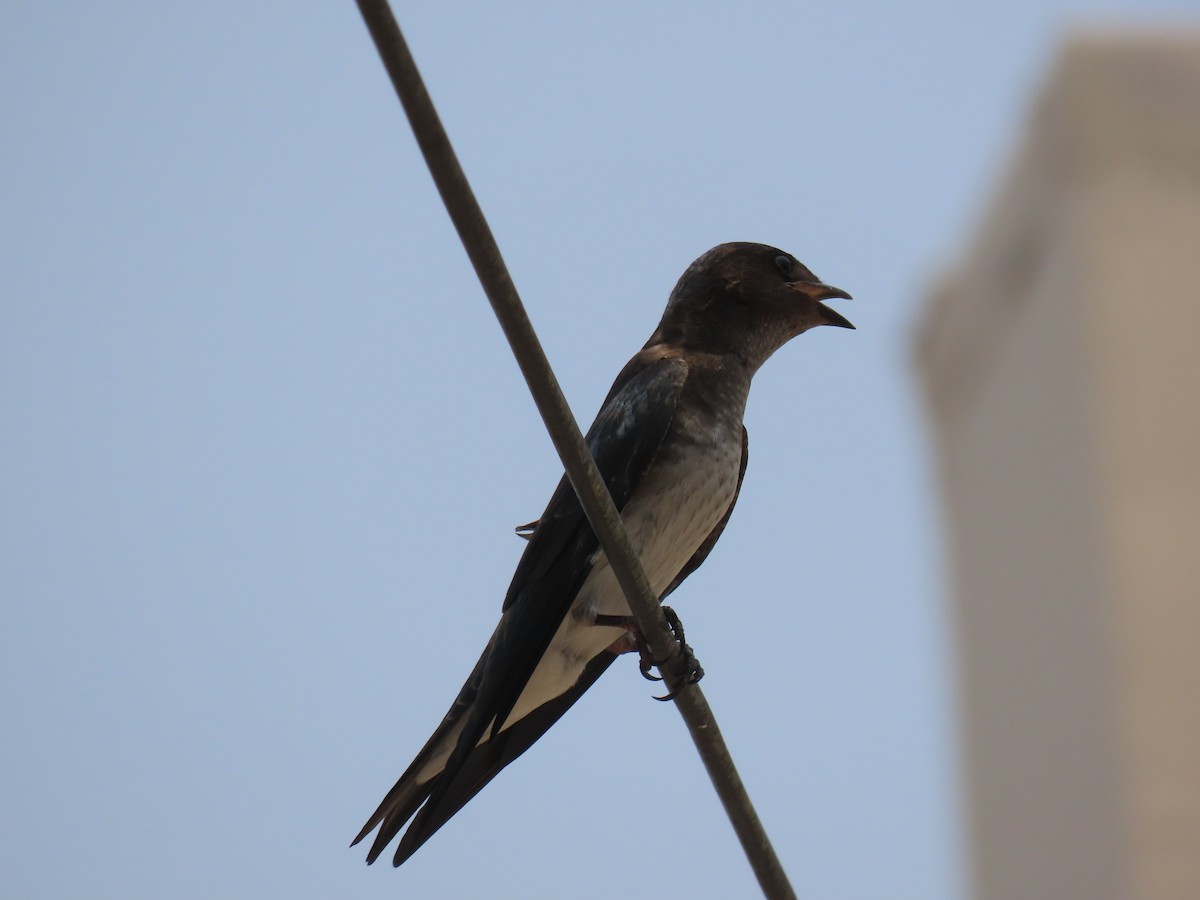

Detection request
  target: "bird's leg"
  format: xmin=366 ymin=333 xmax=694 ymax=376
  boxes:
xmin=594 ymin=607 xmax=705 ymax=699
xmin=652 ymin=606 xmax=705 ymax=701
xmin=594 ymin=614 xmax=662 ymax=681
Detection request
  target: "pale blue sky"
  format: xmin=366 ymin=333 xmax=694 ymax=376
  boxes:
xmin=3 ymin=3 xmax=1193 ymax=898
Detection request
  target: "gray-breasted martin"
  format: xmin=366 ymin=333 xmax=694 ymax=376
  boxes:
xmin=353 ymin=242 xmax=852 ymax=866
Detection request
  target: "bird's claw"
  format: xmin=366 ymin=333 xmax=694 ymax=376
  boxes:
xmin=634 ymin=631 xmax=664 ymax=682
xmin=652 ymin=606 xmax=704 ymax=700
xmin=595 ymin=607 xmax=703 ymax=699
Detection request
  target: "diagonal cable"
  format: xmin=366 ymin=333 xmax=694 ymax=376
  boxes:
xmin=353 ymin=3 xmax=798 ymax=898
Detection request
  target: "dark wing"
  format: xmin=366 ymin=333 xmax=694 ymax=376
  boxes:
xmin=512 ymin=346 xmax=682 ymax=543
xmin=354 ymin=638 xmax=494 ymax=862
xmin=487 ymin=356 xmax=688 ymax=729
xmin=389 ymin=650 xmax=619 ymax=865
xmin=355 ymin=356 xmax=688 ymax=866
xmin=661 ymin=426 xmax=748 ymax=600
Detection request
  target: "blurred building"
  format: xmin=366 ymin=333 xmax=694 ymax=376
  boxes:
xmin=915 ymin=33 xmax=1200 ymax=900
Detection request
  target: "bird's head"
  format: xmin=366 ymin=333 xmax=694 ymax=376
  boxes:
xmin=651 ymin=242 xmax=853 ymax=371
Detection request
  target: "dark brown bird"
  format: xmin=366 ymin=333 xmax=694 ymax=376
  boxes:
xmin=353 ymin=242 xmax=852 ymax=866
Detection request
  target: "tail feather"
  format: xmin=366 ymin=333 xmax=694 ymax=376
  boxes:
xmin=354 ymin=650 xmax=618 ymax=865
xmin=358 ymin=778 xmax=434 ymax=863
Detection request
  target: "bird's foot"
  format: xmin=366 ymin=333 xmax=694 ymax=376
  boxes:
xmin=594 ymin=607 xmax=704 ymax=699
xmin=595 ymin=614 xmax=662 ymax=681
xmin=652 ymin=606 xmax=704 ymax=701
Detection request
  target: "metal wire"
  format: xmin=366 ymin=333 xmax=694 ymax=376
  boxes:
xmin=353 ymin=3 xmax=798 ymax=897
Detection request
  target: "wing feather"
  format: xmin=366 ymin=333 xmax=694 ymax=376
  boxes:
xmin=355 ymin=356 xmax=689 ymax=864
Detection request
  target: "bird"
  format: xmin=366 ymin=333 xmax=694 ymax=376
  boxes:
xmin=352 ymin=241 xmax=853 ymax=867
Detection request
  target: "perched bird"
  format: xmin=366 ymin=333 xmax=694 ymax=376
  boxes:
xmin=353 ymin=241 xmax=852 ymax=866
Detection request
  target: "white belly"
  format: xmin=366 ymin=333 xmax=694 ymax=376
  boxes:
xmin=502 ymin=428 xmax=743 ymax=726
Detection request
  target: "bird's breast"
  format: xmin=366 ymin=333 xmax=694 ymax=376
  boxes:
xmin=625 ymin=436 xmax=740 ymax=590
xmin=502 ymin=407 xmax=744 ymax=726
xmin=586 ymin=403 xmax=745 ymax=616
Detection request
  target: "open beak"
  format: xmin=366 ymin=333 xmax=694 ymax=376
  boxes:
xmin=792 ymin=280 xmax=855 ymax=330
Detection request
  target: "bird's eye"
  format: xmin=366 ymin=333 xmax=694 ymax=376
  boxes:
xmin=774 ymin=255 xmax=794 ymax=278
